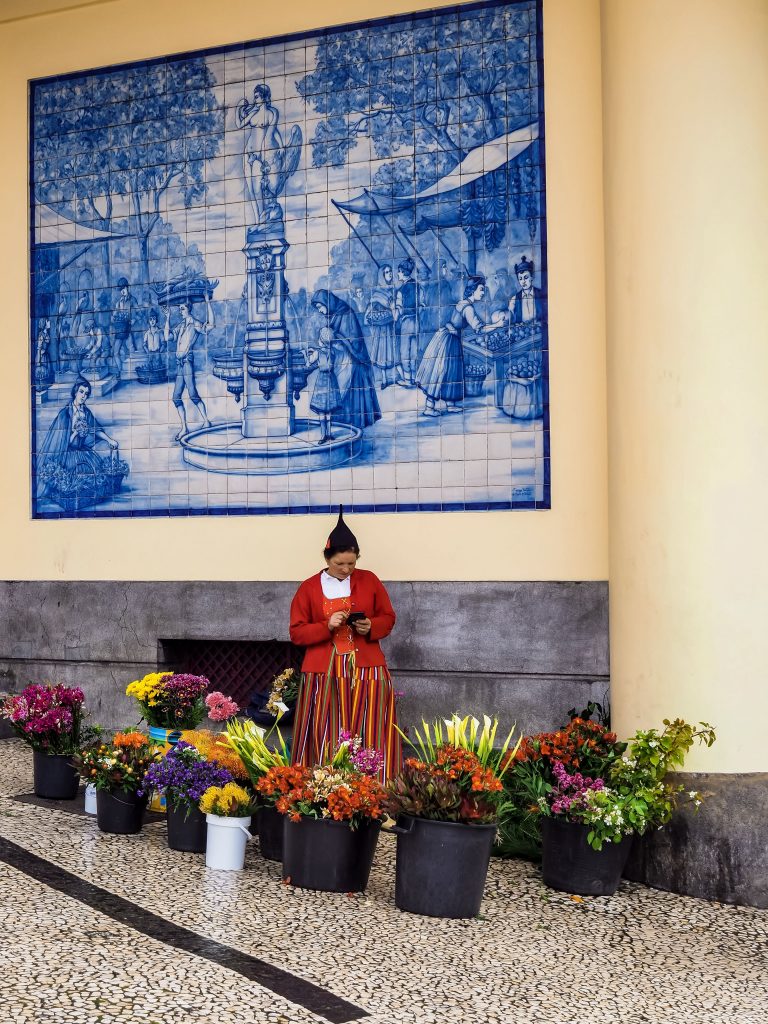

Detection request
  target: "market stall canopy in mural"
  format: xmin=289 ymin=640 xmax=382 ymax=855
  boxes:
xmin=29 ymin=0 xmax=549 ymax=520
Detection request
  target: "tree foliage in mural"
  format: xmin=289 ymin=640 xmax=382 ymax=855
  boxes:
xmin=297 ymin=4 xmax=540 ymax=265
xmin=33 ymin=59 xmax=223 ymax=286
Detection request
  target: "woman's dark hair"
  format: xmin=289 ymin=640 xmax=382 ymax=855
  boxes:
xmin=323 ymin=544 xmax=360 ymax=559
xmin=71 ymin=378 xmax=91 ymax=400
xmin=463 ymin=275 xmax=486 ymax=300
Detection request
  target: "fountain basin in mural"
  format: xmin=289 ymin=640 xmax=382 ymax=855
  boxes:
xmin=180 ymin=420 xmax=363 ymax=475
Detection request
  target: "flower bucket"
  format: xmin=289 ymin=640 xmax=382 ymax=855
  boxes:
xmin=205 ymin=814 xmax=252 ymax=870
xmin=84 ymin=783 xmax=98 ymax=815
xmin=283 ymin=816 xmax=381 ymax=893
xmin=33 ymin=751 xmax=80 ymax=800
xmin=257 ymin=805 xmax=285 ymax=862
xmin=147 ymin=727 xmax=183 ymax=812
xmin=96 ymin=788 xmax=147 ymax=835
xmin=167 ymin=803 xmax=207 ymax=854
xmin=388 ymin=815 xmax=497 ymax=918
xmin=540 ymin=818 xmax=632 ymax=896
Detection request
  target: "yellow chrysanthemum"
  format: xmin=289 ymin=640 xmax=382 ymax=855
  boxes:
xmin=126 ymin=672 xmax=172 ymax=703
xmin=199 ymin=782 xmax=251 ymax=816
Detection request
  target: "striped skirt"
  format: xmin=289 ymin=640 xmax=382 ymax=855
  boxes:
xmin=291 ymin=652 xmax=402 ymax=784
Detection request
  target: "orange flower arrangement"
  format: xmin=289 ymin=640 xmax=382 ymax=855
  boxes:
xmin=180 ymin=728 xmax=249 ymax=780
xmin=257 ymin=763 xmax=387 ymax=826
xmin=113 ymin=731 xmax=148 ymax=749
xmin=506 ymin=717 xmax=620 ymax=775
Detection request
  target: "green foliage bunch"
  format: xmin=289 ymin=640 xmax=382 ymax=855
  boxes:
xmin=541 ymin=718 xmax=717 ymax=851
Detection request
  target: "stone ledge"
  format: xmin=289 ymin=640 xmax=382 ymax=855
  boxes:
xmin=624 ymin=772 xmax=768 ymax=909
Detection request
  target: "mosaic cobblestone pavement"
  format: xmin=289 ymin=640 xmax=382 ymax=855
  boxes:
xmin=0 ymin=740 xmax=766 ymax=1024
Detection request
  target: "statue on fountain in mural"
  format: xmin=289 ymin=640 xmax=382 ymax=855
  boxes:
xmin=236 ymin=84 xmax=303 ymax=230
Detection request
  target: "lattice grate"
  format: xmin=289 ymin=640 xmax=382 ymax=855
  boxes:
xmin=158 ymin=639 xmax=303 ymax=709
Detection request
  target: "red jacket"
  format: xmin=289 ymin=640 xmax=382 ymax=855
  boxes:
xmin=289 ymin=569 xmax=396 ymax=672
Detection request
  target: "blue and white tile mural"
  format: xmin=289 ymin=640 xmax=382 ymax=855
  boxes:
xmin=30 ymin=0 xmax=548 ymax=518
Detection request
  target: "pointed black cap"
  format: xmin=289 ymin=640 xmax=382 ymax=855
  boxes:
xmin=325 ymin=505 xmax=358 ymax=551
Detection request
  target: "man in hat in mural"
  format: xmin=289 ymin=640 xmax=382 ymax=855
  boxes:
xmin=395 ymin=257 xmax=420 ymax=388
xmin=111 ymin=277 xmax=137 ymax=373
xmin=508 ymin=256 xmax=545 ymax=324
xmin=163 ymin=293 xmax=214 ymax=441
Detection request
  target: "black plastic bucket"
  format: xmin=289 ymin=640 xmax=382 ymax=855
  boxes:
xmin=283 ymin=816 xmax=380 ymax=892
xmin=257 ymin=805 xmax=285 ymax=862
xmin=540 ymin=817 xmax=631 ymax=896
xmin=33 ymin=751 xmax=79 ymax=800
xmin=390 ymin=815 xmax=497 ymax=918
xmin=96 ymin=788 xmax=147 ymax=835
xmin=166 ymin=802 xmax=207 ymax=853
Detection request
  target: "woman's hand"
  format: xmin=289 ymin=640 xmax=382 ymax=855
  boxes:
xmin=352 ymin=617 xmax=371 ymax=636
xmin=328 ymin=610 xmax=348 ymax=631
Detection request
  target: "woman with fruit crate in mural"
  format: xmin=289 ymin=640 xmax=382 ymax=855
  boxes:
xmin=415 ymin=275 xmax=498 ymax=417
xmin=289 ymin=508 xmax=400 ymax=784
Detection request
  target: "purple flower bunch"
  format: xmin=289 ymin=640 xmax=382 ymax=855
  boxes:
xmin=139 ymin=741 xmax=234 ymax=811
xmin=164 ymin=674 xmax=209 ymax=704
xmin=549 ymin=760 xmax=605 ymax=817
xmin=338 ymin=730 xmax=385 ymax=778
xmin=1 ymin=684 xmax=86 ymax=753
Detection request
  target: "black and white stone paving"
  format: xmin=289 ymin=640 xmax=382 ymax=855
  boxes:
xmin=0 ymin=740 xmax=766 ymax=1024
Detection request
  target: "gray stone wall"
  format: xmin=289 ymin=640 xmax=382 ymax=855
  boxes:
xmin=624 ymin=771 xmax=768 ymax=909
xmin=0 ymin=580 xmax=609 ymax=733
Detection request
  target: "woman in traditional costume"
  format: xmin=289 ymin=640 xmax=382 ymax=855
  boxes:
xmin=365 ymin=265 xmax=398 ymax=389
xmin=36 ymin=377 xmax=121 ymax=507
xmin=289 ymin=507 xmax=401 ymax=783
xmin=311 ymin=290 xmax=382 ymax=431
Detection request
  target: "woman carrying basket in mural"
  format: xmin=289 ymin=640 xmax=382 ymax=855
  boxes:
xmin=289 ymin=507 xmax=401 ymax=784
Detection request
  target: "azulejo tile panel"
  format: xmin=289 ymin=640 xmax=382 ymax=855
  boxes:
xmin=29 ymin=0 xmax=548 ymax=519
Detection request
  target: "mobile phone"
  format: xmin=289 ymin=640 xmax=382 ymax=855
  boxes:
xmin=347 ymin=612 xmax=366 ymax=624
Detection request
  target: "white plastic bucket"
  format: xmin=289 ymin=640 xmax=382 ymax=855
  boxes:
xmin=205 ymin=814 xmax=252 ymax=870
xmin=84 ymin=784 xmax=98 ymax=815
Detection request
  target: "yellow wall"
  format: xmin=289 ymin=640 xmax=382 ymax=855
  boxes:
xmin=0 ymin=0 xmax=607 ymax=582
xmin=602 ymin=0 xmax=768 ymax=772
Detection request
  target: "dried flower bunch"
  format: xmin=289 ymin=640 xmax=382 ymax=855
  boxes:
xmin=265 ymin=668 xmax=301 ymax=717
xmin=75 ymin=731 xmax=162 ymax=793
xmin=180 ymin=729 xmax=249 ymax=781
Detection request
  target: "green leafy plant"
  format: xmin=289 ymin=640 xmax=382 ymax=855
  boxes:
xmin=223 ymin=718 xmax=290 ymax=789
xmin=543 ymin=718 xmax=717 ymax=850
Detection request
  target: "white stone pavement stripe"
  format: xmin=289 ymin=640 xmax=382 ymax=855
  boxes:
xmin=0 ymin=835 xmax=367 ymax=1024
